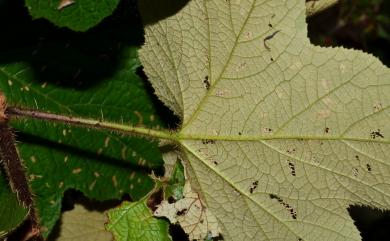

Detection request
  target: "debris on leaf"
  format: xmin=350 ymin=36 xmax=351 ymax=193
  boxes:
xmin=57 ymin=0 xmax=75 ymax=10
xmin=154 ymin=181 xmax=221 ymax=240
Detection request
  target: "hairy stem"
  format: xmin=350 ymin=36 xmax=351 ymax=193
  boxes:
xmin=0 ymin=101 xmax=41 ymax=240
xmin=7 ymin=107 xmax=177 ymax=141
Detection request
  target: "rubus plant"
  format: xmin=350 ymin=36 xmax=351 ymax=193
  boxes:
xmin=0 ymin=0 xmax=389 ymax=241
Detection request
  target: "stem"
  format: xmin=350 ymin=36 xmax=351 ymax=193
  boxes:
xmin=7 ymin=107 xmax=177 ymax=141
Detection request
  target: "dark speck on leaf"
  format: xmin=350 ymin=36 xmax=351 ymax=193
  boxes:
xmin=176 ymin=208 xmax=187 ymax=216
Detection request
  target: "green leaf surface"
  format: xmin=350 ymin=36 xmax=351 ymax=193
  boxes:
xmin=106 ymin=199 xmax=171 ymax=241
xmin=140 ymin=0 xmax=390 ymax=240
xmin=0 ymin=39 xmax=163 ymax=237
xmin=0 ymin=169 xmax=28 ymax=238
xmin=24 ymin=0 xmax=120 ymax=31
xmin=163 ymin=159 xmax=185 ymax=201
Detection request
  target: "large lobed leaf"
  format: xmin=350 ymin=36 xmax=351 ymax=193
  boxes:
xmin=140 ymin=0 xmax=390 ymax=240
xmin=0 ymin=44 xmax=163 ymax=236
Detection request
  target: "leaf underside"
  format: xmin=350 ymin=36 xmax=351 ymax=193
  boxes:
xmin=140 ymin=0 xmax=390 ymax=240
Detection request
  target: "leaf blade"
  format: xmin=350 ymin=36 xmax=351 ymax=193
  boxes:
xmin=140 ymin=0 xmax=390 ymax=240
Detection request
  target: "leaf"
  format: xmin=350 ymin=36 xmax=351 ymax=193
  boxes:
xmin=306 ymin=0 xmax=339 ymax=16
xmin=163 ymin=158 xmax=185 ymax=201
xmin=0 ymin=39 xmax=163 ymax=236
xmin=106 ymin=199 xmax=171 ymax=241
xmin=24 ymin=0 xmax=120 ymax=31
xmin=139 ymin=0 xmax=390 ymax=240
xmin=155 ymin=181 xmax=221 ymax=240
xmin=53 ymin=203 xmax=112 ymax=241
xmin=0 ymin=169 xmax=28 ymax=238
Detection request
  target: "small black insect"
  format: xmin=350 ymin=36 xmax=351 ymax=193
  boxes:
xmin=325 ymin=127 xmax=329 ymax=133
xmin=203 ymin=75 xmax=210 ymax=90
xmin=202 ymin=139 xmax=215 ymax=144
xmin=370 ymin=129 xmax=384 ymax=139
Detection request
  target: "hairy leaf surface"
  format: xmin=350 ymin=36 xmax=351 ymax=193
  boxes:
xmin=0 ymin=169 xmax=28 ymax=238
xmin=0 ymin=44 xmax=163 ymax=236
xmin=24 ymin=0 xmax=120 ymax=31
xmin=140 ymin=0 xmax=390 ymax=240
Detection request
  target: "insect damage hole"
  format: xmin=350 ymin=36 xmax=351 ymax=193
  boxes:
xmin=176 ymin=208 xmax=187 ymax=216
xmin=366 ymin=164 xmax=372 ymax=172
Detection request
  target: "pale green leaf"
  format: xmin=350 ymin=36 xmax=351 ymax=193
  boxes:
xmin=106 ymin=200 xmax=171 ymax=241
xmin=306 ymin=0 xmax=338 ymax=16
xmin=139 ymin=0 xmax=390 ymax=240
xmin=53 ymin=204 xmax=112 ymax=241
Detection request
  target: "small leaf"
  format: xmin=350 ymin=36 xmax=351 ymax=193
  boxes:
xmin=24 ymin=0 xmax=120 ymax=31
xmin=54 ymin=203 xmax=112 ymax=241
xmin=163 ymin=157 xmax=185 ymax=201
xmin=155 ymin=181 xmax=221 ymax=241
xmin=0 ymin=170 xmax=28 ymax=238
xmin=106 ymin=200 xmax=171 ymax=241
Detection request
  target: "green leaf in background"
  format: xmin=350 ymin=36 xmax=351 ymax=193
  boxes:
xmin=0 ymin=47 xmax=161 ymax=236
xmin=163 ymin=160 xmax=185 ymax=201
xmin=24 ymin=0 xmax=120 ymax=31
xmin=0 ymin=169 xmax=28 ymax=238
xmin=0 ymin=0 xmax=167 ymax=237
xmin=106 ymin=199 xmax=171 ymax=241
xmin=51 ymin=203 xmax=113 ymax=241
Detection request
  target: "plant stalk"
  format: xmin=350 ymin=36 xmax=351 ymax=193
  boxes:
xmin=6 ymin=107 xmax=177 ymax=141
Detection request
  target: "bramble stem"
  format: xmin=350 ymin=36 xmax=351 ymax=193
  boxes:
xmin=7 ymin=107 xmax=177 ymax=141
